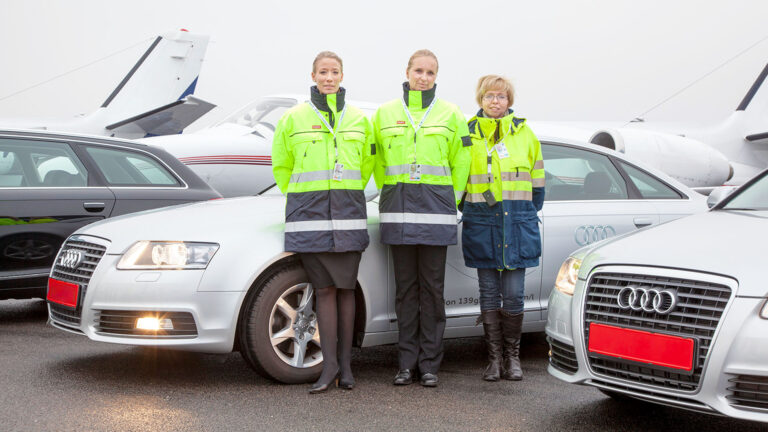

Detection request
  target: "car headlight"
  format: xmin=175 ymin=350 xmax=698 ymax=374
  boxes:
xmin=555 ymin=256 xmax=582 ymax=296
xmin=117 ymin=241 xmax=219 ymax=270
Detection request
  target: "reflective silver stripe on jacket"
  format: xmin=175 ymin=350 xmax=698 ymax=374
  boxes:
xmin=290 ymin=169 xmax=362 ymax=183
xmin=533 ymin=160 xmax=544 ymax=170
xmin=385 ymin=164 xmax=451 ymax=177
xmin=285 ymin=219 xmax=367 ymax=232
xmin=532 ymin=178 xmax=545 ymax=187
xmin=468 ymin=171 xmax=532 ymax=184
xmin=379 ymin=212 xmax=457 ymax=225
xmin=465 ymin=190 xmax=532 ymax=203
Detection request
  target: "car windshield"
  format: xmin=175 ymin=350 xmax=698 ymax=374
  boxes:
xmin=722 ymin=171 xmax=768 ymax=210
xmin=216 ymin=97 xmax=298 ymax=130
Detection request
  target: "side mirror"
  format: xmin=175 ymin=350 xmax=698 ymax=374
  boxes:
xmin=707 ymin=185 xmax=738 ymax=208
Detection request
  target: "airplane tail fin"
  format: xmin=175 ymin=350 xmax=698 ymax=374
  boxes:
xmin=94 ymin=30 xmax=213 ymax=138
xmin=735 ymin=63 xmax=768 ymax=141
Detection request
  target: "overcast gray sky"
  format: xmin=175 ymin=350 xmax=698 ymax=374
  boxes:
xmin=1 ymin=0 xmax=767 ymax=130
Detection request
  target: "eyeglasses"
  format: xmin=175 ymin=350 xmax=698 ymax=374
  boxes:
xmin=482 ymin=93 xmax=508 ymax=102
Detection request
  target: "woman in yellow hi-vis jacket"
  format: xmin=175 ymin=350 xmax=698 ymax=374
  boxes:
xmin=272 ymin=51 xmax=375 ymax=393
xmin=462 ymin=75 xmax=545 ymax=382
xmin=372 ymin=49 xmax=471 ymax=387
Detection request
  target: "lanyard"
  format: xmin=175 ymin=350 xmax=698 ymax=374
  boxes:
xmin=485 ymin=123 xmax=513 ymax=179
xmin=308 ymin=101 xmax=347 ymax=162
xmin=401 ymin=98 xmax=437 ymax=144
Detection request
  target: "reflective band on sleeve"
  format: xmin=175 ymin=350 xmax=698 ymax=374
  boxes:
xmin=285 ymin=219 xmax=368 ymax=232
xmin=499 ymin=171 xmax=532 ymax=182
xmin=379 ymin=212 xmax=457 ymax=225
xmin=385 ymin=164 xmax=451 ymax=177
xmin=533 ymin=160 xmax=544 ymax=170
xmin=532 ymin=178 xmax=545 ymax=187
xmin=290 ymin=169 xmax=362 ymax=183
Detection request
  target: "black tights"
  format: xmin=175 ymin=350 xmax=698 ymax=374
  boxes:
xmin=315 ymin=286 xmax=356 ymax=383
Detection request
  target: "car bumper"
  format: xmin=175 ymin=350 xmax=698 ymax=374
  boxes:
xmin=545 ymin=265 xmax=768 ymax=423
xmin=49 ymin=254 xmax=245 ymax=353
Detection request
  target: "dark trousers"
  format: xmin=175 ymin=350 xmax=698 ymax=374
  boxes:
xmin=391 ymin=244 xmax=448 ymax=374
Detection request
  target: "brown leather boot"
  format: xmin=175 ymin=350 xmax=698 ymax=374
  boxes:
xmin=481 ymin=310 xmax=503 ymax=381
xmin=500 ymin=310 xmax=523 ymax=381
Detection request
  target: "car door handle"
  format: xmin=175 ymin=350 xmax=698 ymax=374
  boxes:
xmin=83 ymin=202 xmax=106 ymax=212
xmin=633 ymin=217 xmax=653 ymax=228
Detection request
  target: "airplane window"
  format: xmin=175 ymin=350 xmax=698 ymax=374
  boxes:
xmin=618 ymin=162 xmax=682 ymax=199
xmin=219 ymin=97 xmax=298 ymax=129
xmin=0 ymin=138 xmax=87 ymax=187
xmin=85 ymin=147 xmax=180 ymax=186
xmin=541 ymin=144 xmax=628 ymax=201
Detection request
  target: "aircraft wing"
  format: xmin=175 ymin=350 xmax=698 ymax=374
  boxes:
xmin=105 ymin=95 xmax=215 ymax=136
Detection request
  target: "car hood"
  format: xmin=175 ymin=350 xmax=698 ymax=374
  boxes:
xmin=584 ymin=210 xmax=768 ymax=297
xmin=77 ymin=195 xmax=287 ymax=254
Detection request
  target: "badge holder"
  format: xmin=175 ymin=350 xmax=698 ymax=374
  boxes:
xmin=483 ymin=189 xmax=497 ymax=206
xmin=409 ymin=164 xmax=422 ymax=181
xmin=333 ymin=163 xmax=344 ymax=181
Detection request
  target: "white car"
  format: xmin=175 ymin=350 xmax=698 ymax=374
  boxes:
xmin=545 ymin=168 xmax=768 ymax=422
xmin=46 ymin=139 xmax=707 ymax=383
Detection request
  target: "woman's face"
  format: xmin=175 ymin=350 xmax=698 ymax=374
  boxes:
xmin=312 ymin=58 xmax=343 ymax=95
xmin=406 ymin=56 xmax=438 ymax=91
xmin=481 ymin=89 xmax=510 ymax=119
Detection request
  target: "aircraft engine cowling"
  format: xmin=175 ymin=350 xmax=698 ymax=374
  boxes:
xmin=589 ymin=128 xmax=732 ymax=187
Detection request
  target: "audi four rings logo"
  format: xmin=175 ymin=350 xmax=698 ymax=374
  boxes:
xmin=617 ymin=286 xmax=678 ymax=315
xmin=574 ymin=225 xmax=616 ymax=246
xmin=58 ymin=249 xmax=83 ymax=270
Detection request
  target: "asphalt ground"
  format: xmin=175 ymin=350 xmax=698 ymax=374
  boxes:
xmin=1 ymin=299 xmax=765 ymax=432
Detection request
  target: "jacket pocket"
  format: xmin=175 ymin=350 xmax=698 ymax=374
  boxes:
xmin=462 ymin=212 xmax=497 ymax=266
xmin=289 ymin=132 xmax=326 ymax=170
xmin=422 ymin=127 xmax=452 ymax=165
xmin=379 ymin=126 xmax=408 ymax=166
xmin=516 ymin=216 xmax=541 ymax=260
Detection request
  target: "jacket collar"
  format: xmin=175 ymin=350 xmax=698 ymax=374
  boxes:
xmin=469 ymin=109 xmax=526 ymax=138
xmin=402 ymin=82 xmax=436 ymax=109
xmin=310 ymin=85 xmax=346 ymax=112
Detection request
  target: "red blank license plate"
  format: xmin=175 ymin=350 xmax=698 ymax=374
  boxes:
xmin=588 ymin=323 xmax=694 ymax=371
xmin=47 ymin=278 xmax=79 ymax=309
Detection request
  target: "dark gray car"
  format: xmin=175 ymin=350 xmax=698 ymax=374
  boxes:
xmin=0 ymin=129 xmax=221 ymax=299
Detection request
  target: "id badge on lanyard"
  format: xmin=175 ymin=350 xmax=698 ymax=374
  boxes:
xmin=402 ymin=98 xmax=436 ymax=182
xmin=333 ymin=163 xmax=344 ymax=181
xmin=308 ymin=101 xmax=347 ymax=181
xmin=409 ymin=164 xmax=422 ymax=181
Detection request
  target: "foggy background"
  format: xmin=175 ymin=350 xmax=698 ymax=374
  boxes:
xmin=1 ymin=0 xmax=767 ymax=131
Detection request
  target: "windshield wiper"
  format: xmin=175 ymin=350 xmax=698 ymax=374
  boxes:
xmin=722 ymin=207 xmax=758 ymax=211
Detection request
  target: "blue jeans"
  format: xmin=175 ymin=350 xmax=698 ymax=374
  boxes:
xmin=477 ymin=268 xmax=525 ymax=314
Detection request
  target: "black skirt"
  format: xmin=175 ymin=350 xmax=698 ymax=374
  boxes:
xmin=298 ymin=251 xmax=362 ymax=290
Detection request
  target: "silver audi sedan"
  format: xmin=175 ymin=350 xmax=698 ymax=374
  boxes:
xmin=545 ymin=168 xmax=768 ymax=422
xmin=46 ymin=138 xmax=707 ymax=383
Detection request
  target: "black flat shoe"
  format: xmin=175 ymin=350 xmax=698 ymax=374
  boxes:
xmin=393 ymin=369 xmax=413 ymax=386
xmin=420 ymin=373 xmax=438 ymax=387
xmin=308 ymin=371 xmax=340 ymax=394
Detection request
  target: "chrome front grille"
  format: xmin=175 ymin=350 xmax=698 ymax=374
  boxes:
xmin=727 ymin=375 xmax=768 ymax=411
xmin=584 ymin=271 xmax=731 ymax=391
xmin=48 ymin=236 xmax=107 ymax=327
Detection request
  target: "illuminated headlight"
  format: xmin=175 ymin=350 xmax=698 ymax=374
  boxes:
xmin=117 ymin=241 xmax=219 ymax=270
xmin=555 ymin=257 xmax=582 ymax=296
xmin=136 ymin=317 xmax=174 ymax=331
xmin=760 ymin=300 xmax=768 ymax=319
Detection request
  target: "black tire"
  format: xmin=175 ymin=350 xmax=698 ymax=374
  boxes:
xmin=238 ymin=264 xmax=323 ymax=384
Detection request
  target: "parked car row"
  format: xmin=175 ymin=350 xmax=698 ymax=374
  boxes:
xmin=42 ymin=136 xmax=708 ymax=386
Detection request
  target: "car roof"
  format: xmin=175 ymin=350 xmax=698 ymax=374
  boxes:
xmin=0 ymin=128 xmax=152 ymax=150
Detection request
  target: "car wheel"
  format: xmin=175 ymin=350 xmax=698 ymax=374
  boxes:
xmin=239 ymin=264 xmax=323 ymax=383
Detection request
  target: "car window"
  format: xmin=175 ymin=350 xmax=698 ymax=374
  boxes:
xmin=0 ymin=138 xmax=87 ymax=187
xmin=541 ymin=143 xmax=628 ymax=201
xmin=723 ymin=171 xmax=768 ymax=210
xmin=618 ymin=162 xmax=682 ymax=199
xmin=85 ymin=146 xmax=180 ymax=186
